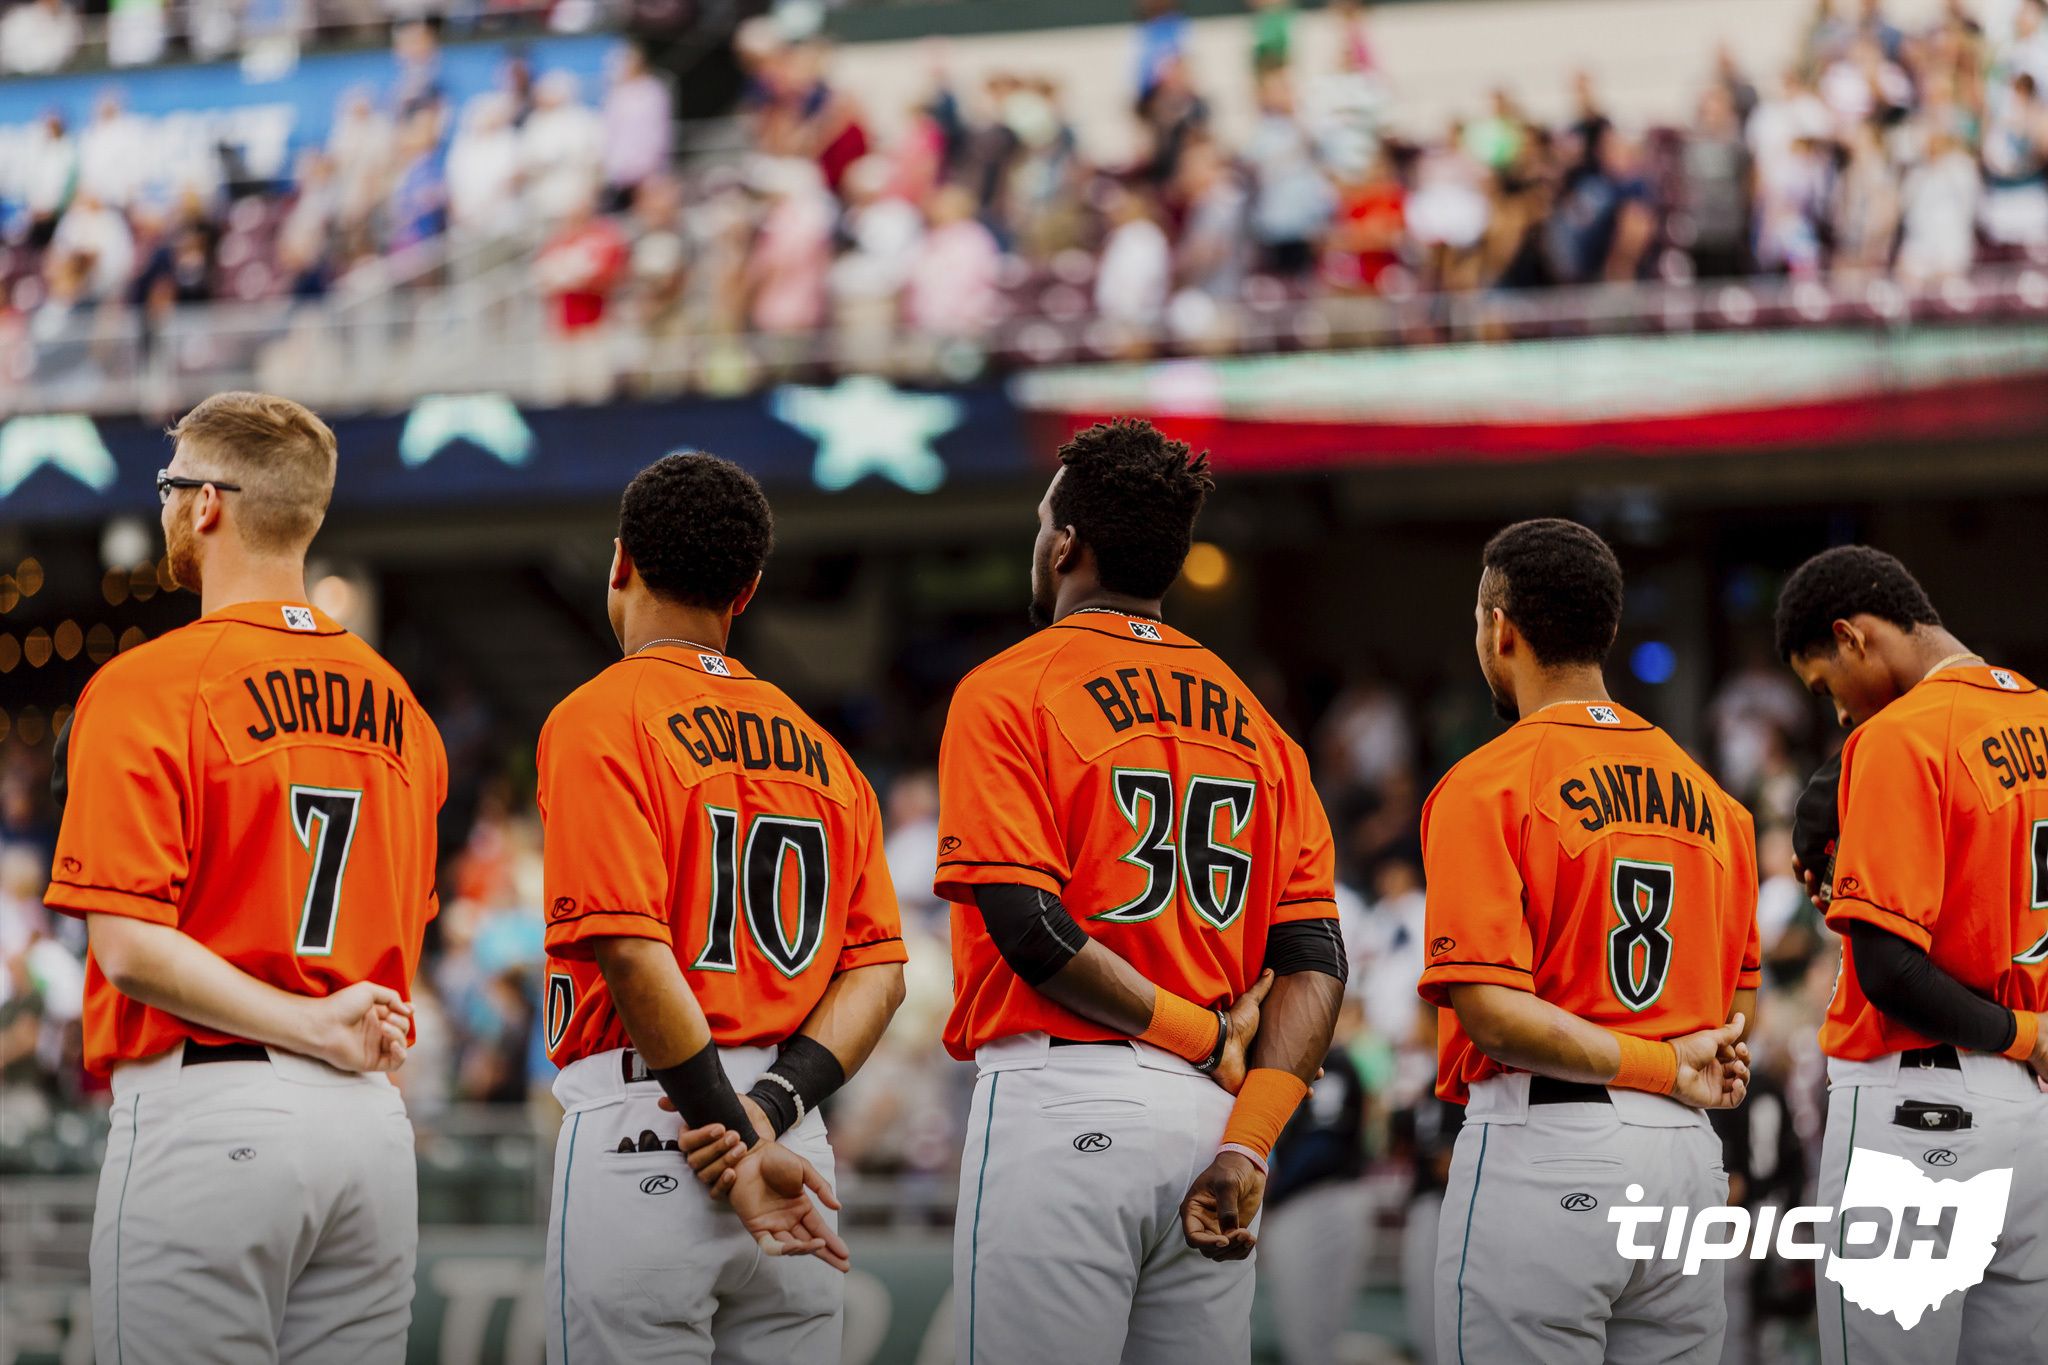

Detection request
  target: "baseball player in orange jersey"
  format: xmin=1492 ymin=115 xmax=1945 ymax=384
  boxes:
xmin=538 ymin=452 xmax=907 ymax=1365
xmin=935 ymin=420 xmax=1347 ymax=1365
xmin=43 ymin=392 xmax=447 ymax=1365
xmin=1774 ymin=546 xmax=2048 ymax=1365
xmin=1419 ymin=519 xmax=1757 ymax=1365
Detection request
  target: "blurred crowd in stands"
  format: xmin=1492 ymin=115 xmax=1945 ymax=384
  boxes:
xmin=8 ymin=0 xmax=2048 ymax=403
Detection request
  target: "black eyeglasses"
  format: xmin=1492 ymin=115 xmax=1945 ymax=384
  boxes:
xmin=156 ymin=470 xmax=242 ymax=505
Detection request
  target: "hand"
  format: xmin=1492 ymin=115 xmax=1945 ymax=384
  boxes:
xmin=2028 ymin=1013 xmax=2048 ymax=1085
xmin=302 ymin=982 xmax=412 ymax=1073
xmin=726 ymin=1142 xmax=850 ymax=1272
xmin=663 ymin=1093 xmax=772 ymax=1200
xmin=1669 ymin=1013 xmax=1750 ymax=1110
xmin=1212 ymin=969 xmax=1276 ymax=1095
xmin=1791 ymin=854 xmax=1829 ymax=912
xmin=1180 ymin=1150 xmax=1266 ymax=1262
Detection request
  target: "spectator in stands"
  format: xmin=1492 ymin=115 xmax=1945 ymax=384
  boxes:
xmin=1135 ymin=52 xmax=1209 ymax=187
xmin=107 ymin=0 xmax=169 ymax=68
xmin=624 ymin=173 xmax=690 ymax=369
xmin=904 ymin=183 xmax=998 ymax=339
xmin=1133 ymin=0 xmax=1190 ymax=102
xmin=602 ymin=45 xmax=674 ymax=212
xmin=1246 ymin=68 xmax=1333 ymax=276
xmin=50 ymin=190 xmax=135 ymax=302
xmin=833 ymin=155 xmax=924 ymax=338
xmin=1545 ymin=121 xmax=1654 ymax=283
xmin=1896 ymin=127 xmax=1982 ymax=284
xmin=1174 ymin=135 xmax=1252 ymax=301
xmin=20 ymin=112 xmax=77 ymax=250
xmin=386 ymin=108 xmax=450 ymax=254
xmin=1407 ymin=122 xmax=1493 ymax=290
xmin=448 ymin=92 xmax=528 ymax=264
xmin=522 ymin=70 xmax=605 ymax=226
xmin=534 ymin=185 xmax=627 ymax=403
xmin=1831 ymin=118 xmax=1901 ymax=279
xmin=276 ymin=152 xmax=339 ymax=298
xmin=78 ymin=95 xmax=147 ymax=210
xmin=0 ymin=0 xmax=80 ymax=74
xmin=1095 ymin=182 xmax=1172 ymax=347
xmin=392 ymin=18 xmax=448 ymax=120
xmin=330 ymin=90 xmax=397 ymax=256
xmin=745 ymin=155 xmax=833 ymax=338
xmin=1680 ymin=84 xmax=1753 ymax=278
xmin=1821 ymin=33 xmax=1914 ymax=131
xmin=1981 ymin=73 xmax=2048 ymax=247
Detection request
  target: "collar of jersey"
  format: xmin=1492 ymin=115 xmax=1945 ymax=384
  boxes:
xmin=626 ymin=643 xmax=754 ymax=678
xmin=1922 ymin=664 xmax=2038 ymax=695
xmin=1514 ymin=700 xmax=1654 ymax=731
xmin=200 ymin=600 xmax=346 ymax=636
xmin=1048 ymin=613 xmax=1191 ymax=645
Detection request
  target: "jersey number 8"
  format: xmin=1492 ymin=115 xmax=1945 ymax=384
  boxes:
xmin=1095 ymin=768 xmax=1257 ymax=930
xmin=1608 ymin=858 xmax=1675 ymax=1012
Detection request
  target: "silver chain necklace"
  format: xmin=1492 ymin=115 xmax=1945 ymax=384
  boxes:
xmin=1067 ymin=606 xmax=1163 ymax=622
xmin=633 ymin=636 xmax=721 ymax=656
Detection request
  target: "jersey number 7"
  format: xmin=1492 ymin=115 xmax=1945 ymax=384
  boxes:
xmin=290 ymin=785 xmax=363 ymax=957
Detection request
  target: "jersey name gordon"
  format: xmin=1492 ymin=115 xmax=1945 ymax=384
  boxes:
xmin=240 ymin=665 xmax=410 ymax=757
xmin=665 ymin=703 xmax=834 ymax=786
xmin=1080 ymin=666 xmax=1259 ymax=751
xmin=1981 ymin=722 xmax=2048 ymax=790
xmin=1559 ymin=761 xmax=1720 ymax=843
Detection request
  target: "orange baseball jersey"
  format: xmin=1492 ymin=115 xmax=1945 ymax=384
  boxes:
xmin=44 ymin=601 xmax=447 ymax=1075
xmin=539 ymin=646 xmax=906 ymax=1063
xmin=1418 ymin=702 xmax=1761 ymax=1104
xmin=1822 ymin=664 xmax=2048 ymax=1058
xmin=933 ymin=612 xmax=1337 ymax=1060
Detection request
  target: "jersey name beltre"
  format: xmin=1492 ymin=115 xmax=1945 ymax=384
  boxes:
xmin=1558 ymin=762 xmax=1720 ymax=842
xmin=1080 ymin=667 xmax=1259 ymax=751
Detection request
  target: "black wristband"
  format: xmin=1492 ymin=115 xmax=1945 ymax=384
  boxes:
xmin=1192 ymin=1007 xmax=1229 ymax=1074
xmin=649 ymin=1044 xmax=761 ymax=1147
xmin=747 ymin=1035 xmax=847 ymax=1137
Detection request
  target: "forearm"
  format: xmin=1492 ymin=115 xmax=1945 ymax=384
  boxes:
xmin=1730 ymin=988 xmax=1756 ymax=1041
xmin=1039 ymin=939 xmax=1161 ymax=1037
xmin=89 ymin=914 xmax=319 ymax=1054
xmin=1447 ymin=983 xmax=1625 ymax=1084
xmin=1246 ymin=969 xmax=1343 ymax=1083
xmin=593 ymin=935 xmax=713 ymax=1067
xmin=791 ymin=962 xmax=905 ymax=1080
xmin=1845 ymin=922 xmax=2025 ymax=1055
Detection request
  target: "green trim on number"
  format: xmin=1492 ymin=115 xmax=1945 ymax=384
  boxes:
xmin=559 ymin=1111 xmax=582 ymax=1364
xmin=113 ymin=1095 xmax=141 ymax=1365
xmin=967 ymin=1073 xmax=1001 ymax=1364
xmin=1455 ymin=1123 xmax=1489 ymax=1365
xmin=1836 ymin=1089 xmax=1859 ymax=1364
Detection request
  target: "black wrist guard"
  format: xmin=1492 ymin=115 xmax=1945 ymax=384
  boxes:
xmin=746 ymin=1035 xmax=847 ymax=1137
xmin=1192 ymin=1007 xmax=1229 ymax=1074
xmin=649 ymin=1043 xmax=761 ymax=1147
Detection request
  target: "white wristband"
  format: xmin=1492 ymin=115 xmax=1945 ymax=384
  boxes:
xmin=1219 ymin=1142 xmax=1268 ymax=1173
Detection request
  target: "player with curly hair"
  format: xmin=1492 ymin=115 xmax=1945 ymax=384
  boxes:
xmin=934 ymin=420 xmax=1347 ymax=1365
xmin=537 ymin=451 xmax=908 ymax=1365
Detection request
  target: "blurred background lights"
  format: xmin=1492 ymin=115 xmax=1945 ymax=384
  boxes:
xmin=1631 ymin=640 xmax=1678 ymax=686
xmin=1182 ymin=542 xmax=1230 ymax=592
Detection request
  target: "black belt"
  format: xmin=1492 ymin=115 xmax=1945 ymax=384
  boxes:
xmin=1900 ymin=1044 xmax=1962 ymax=1070
xmin=183 ymin=1041 xmax=269 ymax=1065
xmin=1530 ymin=1076 xmax=1612 ymax=1105
xmin=1048 ymin=1037 xmax=1128 ymax=1049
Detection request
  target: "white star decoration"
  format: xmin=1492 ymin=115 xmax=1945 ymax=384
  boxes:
xmin=771 ymin=376 xmax=961 ymax=493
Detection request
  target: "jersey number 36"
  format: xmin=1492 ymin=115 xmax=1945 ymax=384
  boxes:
xmin=1094 ymin=768 xmax=1256 ymax=931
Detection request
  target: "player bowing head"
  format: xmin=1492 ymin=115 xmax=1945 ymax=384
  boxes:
xmin=48 ymin=391 xmax=447 ymax=1365
xmin=935 ymin=419 xmax=1346 ymax=1365
xmin=1419 ymin=517 xmax=1760 ymax=1365
xmin=539 ymin=450 xmax=906 ymax=1365
xmin=1774 ymin=545 xmax=2048 ymax=1365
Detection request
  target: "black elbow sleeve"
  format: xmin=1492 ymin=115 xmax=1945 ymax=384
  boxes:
xmin=1845 ymin=921 xmax=2018 ymax=1055
xmin=975 ymin=884 xmax=1090 ymax=986
xmin=1264 ymin=919 xmax=1348 ymax=983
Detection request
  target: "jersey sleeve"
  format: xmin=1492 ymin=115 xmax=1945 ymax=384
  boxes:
xmin=1825 ymin=721 xmax=1944 ymax=952
xmin=44 ymin=666 xmax=190 ymax=926
xmin=538 ymin=698 xmax=673 ymax=961
xmin=837 ymin=777 xmax=909 ymax=973
xmin=1416 ymin=764 xmax=1533 ymax=1006
xmin=1731 ymin=804 xmax=1763 ymax=991
xmin=933 ymin=667 xmax=1069 ymax=902
xmin=1276 ymin=745 xmax=1339 ymax=924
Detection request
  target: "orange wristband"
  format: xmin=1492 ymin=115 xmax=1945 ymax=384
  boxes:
xmin=1220 ymin=1068 xmax=1312 ymax=1161
xmin=1140 ymin=991 xmax=1223 ymax=1065
xmin=2005 ymin=1010 xmax=2039 ymax=1063
xmin=1610 ymin=1032 xmax=1678 ymax=1096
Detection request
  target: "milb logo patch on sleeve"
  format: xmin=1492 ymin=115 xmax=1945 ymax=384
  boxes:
xmin=1587 ymin=706 xmax=1621 ymax=725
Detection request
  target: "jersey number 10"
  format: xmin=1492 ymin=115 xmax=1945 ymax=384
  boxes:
xmin=690 ymin=808 xmax=830 ymax=979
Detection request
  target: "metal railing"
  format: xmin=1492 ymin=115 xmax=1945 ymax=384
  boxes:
xmin=9 ymin=261 xmax=2048 ymax=419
